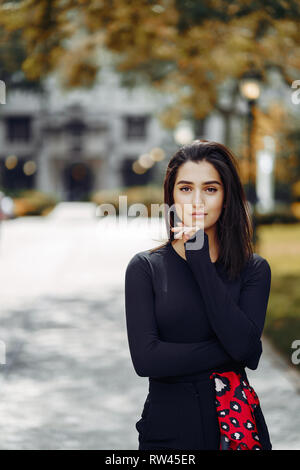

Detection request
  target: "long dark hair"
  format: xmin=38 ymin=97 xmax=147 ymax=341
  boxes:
xmin=150 ymin=139 xmax=254 ymax=280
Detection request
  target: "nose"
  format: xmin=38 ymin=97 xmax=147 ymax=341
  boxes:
xmin=192 ymin=190 xmax=205 ymax=208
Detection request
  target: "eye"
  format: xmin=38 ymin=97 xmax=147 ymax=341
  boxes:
xmin=206 ymin=187 xmax=217 ymax=193
xmin=179 ymin=186 xmax=217 ymax=193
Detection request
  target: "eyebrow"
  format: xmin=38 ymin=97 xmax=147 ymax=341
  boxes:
xmin=176 ymin=180 xmax=222 ymax=186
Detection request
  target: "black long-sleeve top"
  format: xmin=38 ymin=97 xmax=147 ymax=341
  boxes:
xmin=124 ymin=229 xmax=271 ymax=379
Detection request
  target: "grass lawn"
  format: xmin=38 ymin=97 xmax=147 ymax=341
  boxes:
xmin=257 ymin=223 xmax=300 ymax=372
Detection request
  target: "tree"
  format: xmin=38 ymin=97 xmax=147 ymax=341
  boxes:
xmin=1 ymin=0 xmax=300 ymax=124
xmin=0 ymin=28 xmax=42 ymax=91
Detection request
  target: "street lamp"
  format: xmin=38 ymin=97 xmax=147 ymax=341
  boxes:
xmin=239 ymin=72 xmax=262 ymax=249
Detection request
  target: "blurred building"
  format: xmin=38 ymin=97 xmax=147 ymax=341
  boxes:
xmin=0 ymin=72 xmax=176 ymax=201
xmin=1 ymin=63 xmax=274 ymax=202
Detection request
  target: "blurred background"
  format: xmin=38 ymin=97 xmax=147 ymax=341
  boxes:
xmin=0 ymin=0 xmax=300 ymax=450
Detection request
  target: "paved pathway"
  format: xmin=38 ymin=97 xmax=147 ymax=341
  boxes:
xmin=0 ymin=204 xmax=299 ymax=450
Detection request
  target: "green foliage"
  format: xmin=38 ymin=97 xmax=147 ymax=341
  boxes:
xmin=12 ymin=189 xmax=59 ymax=216
xmin=0 ymin=29 xmax=42 ymax=90
xmin=91 ymin=184 xmax=164 ymax=216
xmin=258 ymin=223 xmax=300 ymax=372
xmin=256 ymin=210 xmax=298 ymax=225
xmin=265 ymin=274 xmax=300 ymax=371
xmin=175 ymin=0 xmax=300 ymax=32
xmin=2 ymin=0 xmax=300 ymax=124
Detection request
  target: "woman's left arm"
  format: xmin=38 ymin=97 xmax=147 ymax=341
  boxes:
xmin=184 ymin=229 xmax=271 ymax=364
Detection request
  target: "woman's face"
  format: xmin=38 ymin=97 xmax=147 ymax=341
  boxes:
xmin=172 ymin=160 xmax=225 ymax=232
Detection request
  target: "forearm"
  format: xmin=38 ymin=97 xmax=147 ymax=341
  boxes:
xmin=184 ymin=230 xmax=271 ymax=363
xmin=126 ymin=334 xmax=235 ymax=377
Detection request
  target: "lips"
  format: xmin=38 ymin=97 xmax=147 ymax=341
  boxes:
xmin=192 ymin=212 xmax=207 ymax=215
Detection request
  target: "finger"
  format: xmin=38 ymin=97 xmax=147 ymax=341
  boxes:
xmin=184 ymin=226 xmax=195 ymax=233
xmin=174 ymin=229 xmax=185 ymax=239
xmin=182 ymin=226 xmax=196 ymax=236
xmin=174 ymin=232 xmax=184 ymax=239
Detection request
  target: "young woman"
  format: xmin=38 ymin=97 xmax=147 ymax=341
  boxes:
xmin=124 ymin=139 xmax=272 ymax=450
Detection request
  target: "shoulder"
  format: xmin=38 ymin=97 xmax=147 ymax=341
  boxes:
xmin=242 ymin=253 xmax=271 ymax=283
xmin=125 ymin=250 xmax=151 ymax=273
xmin=247 ymin=253 xmax=271 ymax=273
xmin=125 ymin=243 xmax=169 ymax=276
